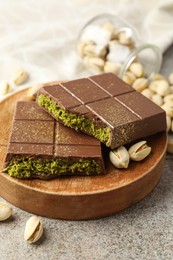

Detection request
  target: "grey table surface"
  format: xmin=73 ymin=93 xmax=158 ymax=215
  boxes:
xmin=0 ymin=46 xmax=173 ymax=260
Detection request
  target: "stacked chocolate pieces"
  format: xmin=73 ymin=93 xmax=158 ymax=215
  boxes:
xmin=3 ymin=73 xmax=166 ymax=179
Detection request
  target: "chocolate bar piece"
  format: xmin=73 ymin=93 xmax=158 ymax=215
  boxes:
xmin=3 ymin=101 xmax=105 ymax=179
xmin=36 ymin=73 xmax=166 ymax=149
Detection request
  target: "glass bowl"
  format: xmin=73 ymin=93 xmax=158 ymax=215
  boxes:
xmin=77 ymin=13 xmax=162 ymax=79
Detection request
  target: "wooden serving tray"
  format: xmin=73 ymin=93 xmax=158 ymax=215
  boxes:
xmin=0 ymin=87 xmax=167 ymax=220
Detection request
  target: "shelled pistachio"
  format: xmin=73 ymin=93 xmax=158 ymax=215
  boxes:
xmin=12 ymin=68 xmax=29 ymax=86
xmin=0 ymin=202 xmax=13 ymax=221
xmin=0 ymin=81 xmax=11 ymax=95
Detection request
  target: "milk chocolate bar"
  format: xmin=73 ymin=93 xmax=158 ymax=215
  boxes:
xmin=36 ymin=73 xmax=166 ymax=149
xmin=3 ymin=101 xmax=105 ymax=179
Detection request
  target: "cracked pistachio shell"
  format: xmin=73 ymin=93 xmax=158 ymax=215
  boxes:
xmin=84 ymin=56 xmax=104 ymax=73
xmin=141 ymin=88 xmax=153 ymax=99
xmin=0 ymin=81 xmax=11 ymax=95
xmin=155 ymin=80 xmax=170 ymax=96
xmin=122 ymin=71 xmax=136 ymax=85
xmin=128 ymin=141 xmax=151 ymax=161
xmin=109 ymin=146 xmax=130 ymax=169
xmin=152 ymin=94 xmax=163 ymax=106
xmin=102 ymin=22 xmax=118 ymax=40
xmin=161 ymin=103 xmax=173 ymax=118
xmin=102 ymin=22 xmax=115 ymax=34
xmin=164 ymin=94 xmax=173 ymax=106
xmin=150 ymin=73 xmax=166 ymax=81
xmin=166 ymin=116 xmax=171 ymax=132
xmin=77 ymin=42 xmax=86 ymax=58
xmin=27 ymin=84 xmax=42 ymax=101
xmin=83 ymin=44 xmax=97 ymax=57
xmin=129 ymin=62 xmax=144 ymax=78
xmin=0 ymin=202 xmax=13 ymax=221
xmin=132 ymin=78 xmax=148 ymax=92
xmin=118 ymin=31 xmax=133 ymax=45
xmin=104 ymin=61 xmax=121 ymax=75
xmin=12 ymin=68 xmax=29 ymax=85
xmin=24 ymin=216 xmax=43 ymax=244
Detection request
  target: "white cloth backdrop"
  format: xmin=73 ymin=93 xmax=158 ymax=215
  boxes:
xmin=0 ymin=0 xmax=173 ymax=94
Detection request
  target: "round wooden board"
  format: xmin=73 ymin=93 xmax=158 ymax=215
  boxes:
xmin=0 ymin=87 xmax=167 ymax=220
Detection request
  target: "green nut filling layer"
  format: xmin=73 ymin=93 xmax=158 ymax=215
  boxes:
xmin=3 ymin=158 xmax=102 ymax=178
xmin=37 ymin=94 xmax=110 ymax=145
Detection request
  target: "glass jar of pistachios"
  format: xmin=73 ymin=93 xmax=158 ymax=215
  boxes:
xmin=77 ymin=13 xmax=162 ymax=79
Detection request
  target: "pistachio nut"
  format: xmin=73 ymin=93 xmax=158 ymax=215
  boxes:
xmin=118 ymin=31 xmax=133 ymax=45
xmin=155 ymin=80 xmax=170 ymax=96
xmin=132 ymin=78 xmax=148 ymax=92
xmin=129 ymin=62 xmax=144 ymax=78
xmin=149 ymin=81 xmax=158 ymax=93
xmin=104 ymin=61 xmax=121 ymax=75
xmin=170 ymin=86 xmax=173 ymax=94
xmin=0 ymin=202 xmax=13 ymax=221
xmin=150 ymin=73 xmax=166 ymax=81
xmin=0 ymin=81 xmax=11 ymax=95
xmin=161 ymin=103 xmax=173 ymax=118
xmin=27 ymin=84 xmax=42 ymax=101
xmin=24 ymin=216 xmax=43 ymax=244
xmin=83 ymin=44 xmax=106 ymax=57
xmin=84 ymin=56 xmax=104 ymax=73
xmin=164 ymin=94 xmax=173 ymax=106
xmin=152 ymin=94 xmax=163 ymax=106
xmin=102 ymin=22 xmax=115 ymax=34
xmin=77 ymin=42 xmax=86 ymax=58
xmin=12 ymin=68 xmax=29 ymax=85
xmin=102 ymin=22 xmax=118 ymax=41
xmin=128 ymin=141 xmax=151 ymax=161
xmin=110 ymin=30 xmax=119 ymax=41
xmin=141 ymin=88 xmax=153 ymax=99
xmin=109 ymin=146 xmax=130 ymax=169
xmin=166 ymin=115 xmax=171 ymax=132
xmin=122 ymin=71 xmax=136 ymax=85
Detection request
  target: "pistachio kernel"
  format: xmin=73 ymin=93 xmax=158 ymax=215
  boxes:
xmin=128 ymin=141 xmax=151 ymax=161
xmin=0 ymin=202 xmax=13 ymax=221
xmin=109 ymin=146 xmax=130 ymax=169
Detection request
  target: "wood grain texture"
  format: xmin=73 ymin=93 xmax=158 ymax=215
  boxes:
xmin=0 ymin=87 xmax=167 ymax=220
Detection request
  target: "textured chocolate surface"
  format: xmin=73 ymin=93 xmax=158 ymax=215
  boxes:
xmin=37 ymin=73 xmax=166 ymax=148
xmin=4 ymin=101 xmax=105 ymax=179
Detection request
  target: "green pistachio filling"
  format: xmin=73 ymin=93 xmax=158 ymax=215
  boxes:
xmin=3 ymin=158 xmax=102 ymax=178
xmin=37 ymin=94 xmax=110 ymax=146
